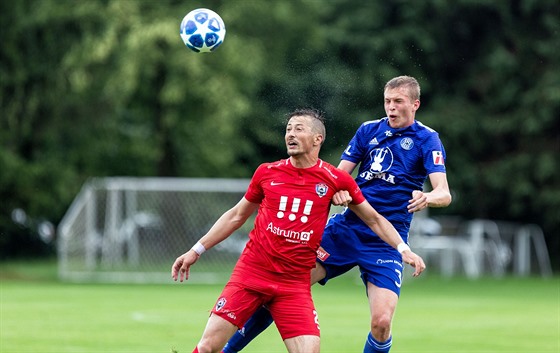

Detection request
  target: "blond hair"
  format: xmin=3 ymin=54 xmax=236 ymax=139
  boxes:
xmin=384 ymin=76 xmax=421 ymax=101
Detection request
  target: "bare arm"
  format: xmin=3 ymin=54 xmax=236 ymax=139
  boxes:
xmin=171 ymin=197 xmax=259 ymax=282
xmin=348 ymin=201 xmax=426 ymax=277
xmin=330 ymin=160 xmax=359 ymax=206
xmin=338 ymin=160 xmax=357 ymax=174
xmin=407 ymin=172 xmax=452 ymax=213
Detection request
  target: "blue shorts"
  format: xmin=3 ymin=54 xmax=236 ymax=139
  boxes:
xmin=316 ymin=214 xmax=406 ymax=296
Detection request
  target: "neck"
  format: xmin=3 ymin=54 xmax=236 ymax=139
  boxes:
xmin=289 ymin=155 xmax=319 ymax=169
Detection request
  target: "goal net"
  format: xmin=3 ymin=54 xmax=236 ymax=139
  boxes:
xmin=57 ymin=177 xmax=252 ymax=284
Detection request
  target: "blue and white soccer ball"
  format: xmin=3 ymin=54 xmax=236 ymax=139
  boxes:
xmin=180 ymin=8 xmax=226 ymax=53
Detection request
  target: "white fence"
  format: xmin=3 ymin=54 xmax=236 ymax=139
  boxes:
xmin=57 ymin=177 xmax=553 ymax=283
xmin=409 ymin=214 xmax=553 ymax=278
xmin=57 ymin=177 xmax=252 ymax=283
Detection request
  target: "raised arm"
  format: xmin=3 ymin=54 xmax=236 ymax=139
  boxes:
xmin=171 ymin=197 xmax=259 ymax=282
xmin=348 ymin=200 xmax=426 ymax=277
xmin=407 ymin=172 xmax=452 ymax=213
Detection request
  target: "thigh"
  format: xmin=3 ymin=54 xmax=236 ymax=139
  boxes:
xmin=211 ymin=280 xmax=271 ymax=328
xmin=316 ymin=223 xmax=360 ymax=284
xmin=284 ymin=334 xmax=320 ymax=353
xmin=268 ymin=284 xmax=320 ymax=340
xmin=360 ymin=251 xmax=404 ymax=296
xmin=367 ymin=281 xmax=398 ymax=322
xmin=198 ymin=313 xmax=240 ymax=352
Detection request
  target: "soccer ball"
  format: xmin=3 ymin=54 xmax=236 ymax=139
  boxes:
xmin=180 ymin=8 xmax=226 ymax=53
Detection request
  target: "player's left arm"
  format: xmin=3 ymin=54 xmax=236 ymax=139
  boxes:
xmin=349 ymin=201 xmax=426 ymax=277
xmin=407 ymin=172 xmax=452 ymax=213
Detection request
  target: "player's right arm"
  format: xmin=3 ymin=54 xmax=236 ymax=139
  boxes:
xmin=337 ymin=159 xmax=357 ymax=174
xmin=171 ymin=197 xmax=259 ymax=282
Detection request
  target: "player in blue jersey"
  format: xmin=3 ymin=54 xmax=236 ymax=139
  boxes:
xmin=222 ymin=76 xmax=452 ymax=353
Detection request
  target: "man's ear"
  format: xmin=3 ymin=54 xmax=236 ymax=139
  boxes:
xmin=413 ymin=99 xmax=421 ymax=112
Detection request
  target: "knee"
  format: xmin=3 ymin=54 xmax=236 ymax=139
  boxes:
xmin=196 ymin=340 xmax=221 ymax=353
xmin=371 ymin=314 xmax=392 ymax=336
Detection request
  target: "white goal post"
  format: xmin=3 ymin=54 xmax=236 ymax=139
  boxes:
xmin=57 ymin=177 xmax=253 ymax=284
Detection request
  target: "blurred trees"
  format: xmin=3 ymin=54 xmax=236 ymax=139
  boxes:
xmin=1 ymin=0 xmax=558 ymax=264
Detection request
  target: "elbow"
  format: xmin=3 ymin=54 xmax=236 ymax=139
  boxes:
xmin=230 ymin=216 xmax=246 ymax=230
xmin=443 ymin=193 xmax=452 ymax=207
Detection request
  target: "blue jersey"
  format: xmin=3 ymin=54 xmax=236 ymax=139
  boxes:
xmin=336 ymin=117 xmax=447 ymax=244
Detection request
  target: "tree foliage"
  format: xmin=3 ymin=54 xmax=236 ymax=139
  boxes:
xmin=1 ymin=0 xmax=558 ymax=263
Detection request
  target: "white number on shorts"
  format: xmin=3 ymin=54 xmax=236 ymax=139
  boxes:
xmin=313 ymin=309 xmax=320 ymax=330
xmin=394 ymin=269 xmax=402 ymax=288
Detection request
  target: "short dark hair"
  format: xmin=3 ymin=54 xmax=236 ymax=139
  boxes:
xmin=287 ymin=108 xmax=326 ymax=143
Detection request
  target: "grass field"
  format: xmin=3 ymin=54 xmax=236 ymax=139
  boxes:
xmin=1 ymin=260 xmax=558 ymax=353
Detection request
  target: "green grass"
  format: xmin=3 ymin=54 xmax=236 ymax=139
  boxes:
xmin=1 ymin=261 xmax=559 ymax=352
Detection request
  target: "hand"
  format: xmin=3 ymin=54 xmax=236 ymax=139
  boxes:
xmin=332 ymin=190 xmax=352 ymax=207
xmin=407 ymin=190 xmax=428 ymax=213
xmin=401 ymin=250 xmax=426 ymax=277
xmin=171 ymin=250 xmax=199 ymax=282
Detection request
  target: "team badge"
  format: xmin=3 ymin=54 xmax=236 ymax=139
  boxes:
xmin=215 ymin=297 xmax=226 ymax=311
xmin=316 ymin=183 xmax=328 ymax=197
xmin=400 ymin=137 xmax=414 ymax=150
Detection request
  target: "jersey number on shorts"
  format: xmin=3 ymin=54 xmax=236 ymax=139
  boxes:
xmin=313 ymin=309 xmax=320 ymax=330
xmin=394 ymin=269 xmax=402 ymax=288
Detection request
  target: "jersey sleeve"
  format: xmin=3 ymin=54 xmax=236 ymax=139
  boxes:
xmin=422 ymin=132 xmax=447 ymax=175
xmin=340 ymin=122 xmax=369 ymax=164
xmin=244 ymin=164 xmax=267 ymax=204
xmin=337 ymin=169 xmax=366 ymax=205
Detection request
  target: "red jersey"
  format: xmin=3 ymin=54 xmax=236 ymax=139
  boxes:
xmin=240 ymin=158 xmax=366 ymax=278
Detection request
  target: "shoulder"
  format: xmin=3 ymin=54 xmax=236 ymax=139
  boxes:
xmin=413 ymin=121 xmax=443 ymax=143
xmin=257 ymin=159 xmax=288 ymax=171
xmin=252 ymin=159 xmax=288 ymax=179
xmin=349 ymin=118 xmax=386 ymax=143
xmin=415 ymin=120 xmax=440 ymax=135
xmin=316 ymin=160 xmax=337 ymax=176
xmin=318 ymin=161 xmax=355 ymax=184
xmin=359 ymin=117 xmax=386 ymax=130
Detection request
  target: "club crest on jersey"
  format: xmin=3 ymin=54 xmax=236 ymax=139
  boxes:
xmin=215 ymin=297 xmax=226 ymax=312
xmin=400 ymin=137 xmax=414 ymax=150
xmin=316 ymin=183 xmax=328 ymax=197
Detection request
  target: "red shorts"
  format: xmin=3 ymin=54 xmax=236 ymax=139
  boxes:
xmin=210 ymin=264 xmax=320 ymax=340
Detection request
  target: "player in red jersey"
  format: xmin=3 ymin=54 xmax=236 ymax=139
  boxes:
xmin=171 ymin=108 xmax=425 ymax=353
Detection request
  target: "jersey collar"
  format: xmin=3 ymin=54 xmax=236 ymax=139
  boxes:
xmin=382 ymin=117 xmax=418 ymax=135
